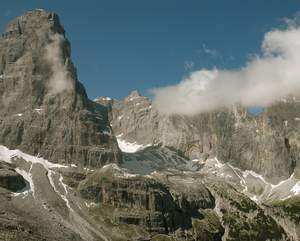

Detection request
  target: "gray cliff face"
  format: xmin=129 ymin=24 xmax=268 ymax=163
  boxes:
xmin=0 ymin=10 xmax=121 ymax=167
xmin=78 ymin=165 xmax=215 ymax=234
xmin=99 ymin=91 xmax=300 ymax=182
xmin=77 ymin=166 xmax=290 ymax=241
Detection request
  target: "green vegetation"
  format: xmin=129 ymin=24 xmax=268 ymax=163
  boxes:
xmin=191 ymin=209 xmax=224 ymax=241
xmin=222 ymin=208 xmax=286 ymax=241
xmin=151 ymin=234 xmax=174 ymax=241
xmin=269 ymin=196 xmax=300 ymax=223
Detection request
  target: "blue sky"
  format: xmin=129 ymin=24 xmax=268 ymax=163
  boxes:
xmin=1 ymin=1 xmax=300 ymax=100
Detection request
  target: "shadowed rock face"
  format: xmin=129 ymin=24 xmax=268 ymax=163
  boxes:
xmin=0 ymin=161 xmax=26 ymax=191
xmin=98 ymin=91 xmax=300 ymax=183
xmin=0 ymin=10 xmax=121 ymax=167
xmin=78 ymin=166 xmax=216 ymax=234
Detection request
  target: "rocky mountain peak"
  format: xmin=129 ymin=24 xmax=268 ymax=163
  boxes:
xmin=94 ymin=96 xmax=113 ymax=106
xmin=4 ymin=9 xmax=65 ymax=38
xmin=0 ymin=9 xmax=83 ymax=114
xmin=0 ymin=10 xmax=121 ymax=166
xmin=126 ymin=90 xmax=142 ymax=100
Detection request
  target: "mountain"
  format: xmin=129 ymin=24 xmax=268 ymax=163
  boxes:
xmin=0 ymin=10 xmax=299 ymax=241
xmin=0 ymin=10 xmax=121 ymax=167
xmin=96 ymin=91 xmax=300 ymax=183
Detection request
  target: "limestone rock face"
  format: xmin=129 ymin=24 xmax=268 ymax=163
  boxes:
xmin=102 ymin=91 xmax=300 ymax=183
xmin=0 ymin=10 xmax=121 ymax=167
xmin=77 ymin=166 xmax=291 ymax=240
xmin=78 ymin=165 xmax=215 ymax=234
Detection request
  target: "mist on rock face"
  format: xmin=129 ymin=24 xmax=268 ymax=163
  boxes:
xmin=45 ymin=34 xmax=74 ymax=94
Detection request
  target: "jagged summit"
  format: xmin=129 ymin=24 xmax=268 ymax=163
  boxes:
xmin=94 ymin=96 xmax=113 ymax=105
xmin=3 ymin=10 xmax=65 ymax=38
xmin=126 ymin=89 xmax=141 ymax=99
xmin=0 ymin=9 xmax=79 ymax=112
xmin=0 ymin=10 xmax=121 ymax=166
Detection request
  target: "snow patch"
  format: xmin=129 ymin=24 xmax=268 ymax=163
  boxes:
xmin=59 ymin=175 xmax=69 ymax=194
xmin=291 ymin=181 xmax=300 ymax=195
xmin=214 ymin=158 xmax=224 ymax=168
xmin=0 ymin=145 xmax=67 ymax=169
xmin=251 ymin=195 xmax=259 ymax=202
xmin=243 ymin=170 xmax=268 ymax=184
xmin=102 ymin=130 xmax=112 ymax=136
xmin=83 ymin=167 xmax=95 ymax=172
xmin=116 ymin=138 xmax=151 ymax=153
xmin=48 ymin=171 xmax=73 ymax=211
xmin=94 ymin=96 xmax=112 ymax=102
xmin=35 ymin=108 xmax=43 ymax=114
xmin=85 ymin=202 xmax=97 ymax=208
xmin=48 ymin=170 xmax=57 ymax=193
xmin=205 ymin=157 xmax=300 ymax=202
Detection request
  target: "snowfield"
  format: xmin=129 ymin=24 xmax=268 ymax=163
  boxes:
xmin=116 ymin=134 xmax=151 ymax=153
xmin=1 ymin=144 xmax=299 ymax=205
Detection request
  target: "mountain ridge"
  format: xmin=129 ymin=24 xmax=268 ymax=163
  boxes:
xmin=95 ymin=90 xmax=300 ymax=183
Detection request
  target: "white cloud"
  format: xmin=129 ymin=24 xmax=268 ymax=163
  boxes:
xmin=152 ymin=16 xmax=300 ymax=115
xmin=202 ymin=44 xmax=219 ymax=58
xmin=184 ymin=61 xmax=195 ymax=70
xmin=45 ymin=34 xmax=74 ymax=94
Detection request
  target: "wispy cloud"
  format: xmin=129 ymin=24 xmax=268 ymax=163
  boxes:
xmin=152 ymin=15 xmax=300 ymax=115
xmin=201 ymin=44 xmax=220 ymax=58
xmin=45 ymin=34 xmax=74 ymax=95
xmin=184 ymin=61 xmax=195 ymax=71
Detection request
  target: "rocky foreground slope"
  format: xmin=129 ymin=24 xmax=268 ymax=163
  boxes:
xmin=0 ymin=10 xmax=299 ymax=241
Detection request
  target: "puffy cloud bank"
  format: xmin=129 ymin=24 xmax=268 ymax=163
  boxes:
xmin=152 ymin=17 xmax=300 ymax=115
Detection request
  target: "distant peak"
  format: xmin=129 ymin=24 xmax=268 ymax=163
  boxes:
xmin=94 ymin=96 xmax=113 ymax=102
xmin=94 ymin=96 xmax=114 ymax=106
xmin=129 ymin=90 xmax=141 ymax=97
